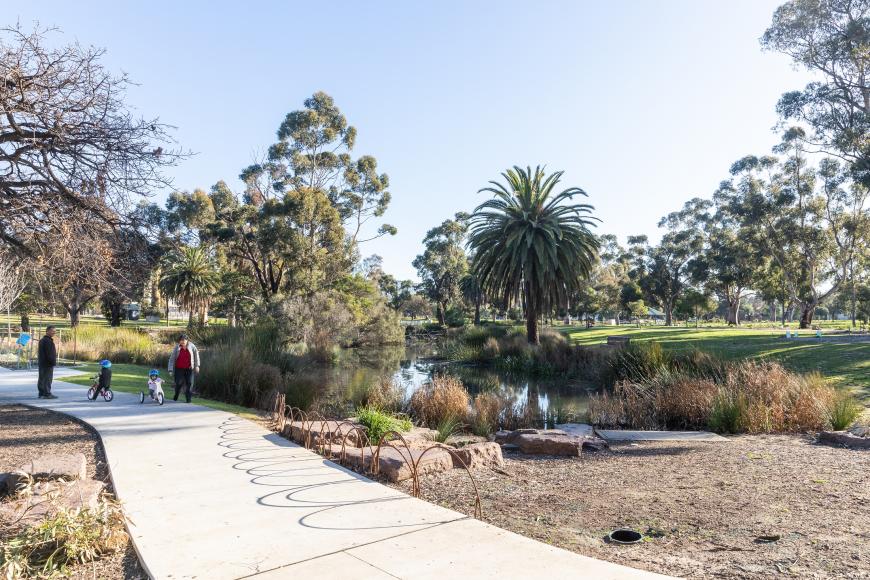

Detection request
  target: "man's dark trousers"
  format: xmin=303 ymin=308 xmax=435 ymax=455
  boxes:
xmin=174 ymin=368 xmax=193 ymax=403
xmin=37 ymin=366 xmax=54 ymax=397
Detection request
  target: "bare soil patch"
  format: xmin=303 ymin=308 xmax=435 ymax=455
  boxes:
xmin=392 ymin=435 xmax=870 ymax=579
xmin=0 ymin=405 xmax=146 ymax=579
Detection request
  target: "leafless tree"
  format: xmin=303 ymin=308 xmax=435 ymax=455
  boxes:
xmin=0 ymin=251 xmax=25 ymax=338
xmin=0 ymin=24 xmax=182 ymax=254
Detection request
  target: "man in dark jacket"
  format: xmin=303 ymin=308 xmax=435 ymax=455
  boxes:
xmin=37 ymin=326 xmax=58 ymax=399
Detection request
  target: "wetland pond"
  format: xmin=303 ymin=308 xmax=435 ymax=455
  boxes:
xmin=286 ymin=341 xmax=598 ymax=419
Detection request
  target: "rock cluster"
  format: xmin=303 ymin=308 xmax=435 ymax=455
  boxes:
xmin=0 ymin=453 xmax=105 ymax=524
xmin=281 ymin=419 xmax=504 ymax=482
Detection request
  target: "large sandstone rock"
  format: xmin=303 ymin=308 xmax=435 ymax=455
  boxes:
xmin=0 ymin=479 xmax=105 ymax=524
xmin=445 ymin=434 xmax=489 ymax=448
xmin=494 ymin=428 xmax=544 ymax=445
xmin=285 ymin=420 xmax=364 ymax=447
xmin=21 ymin=453 xmax=87 ymax=481
xmin=819 ymin=430 xmax=870 ymax=449
xmin=377 ymin=446 xmax=453 ymax=482
xmin=327 ymin=445 xmax=454 ymax=482
xmin=400 ymin=427 xmax=440 ymax=449
xmin=515 ymin=432 xmax=582 ymax=456
xmin=451 ymin=442 xmax=504 ymax=469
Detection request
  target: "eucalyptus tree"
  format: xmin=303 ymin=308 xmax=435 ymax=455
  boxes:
xmin=468 ymin=166 xmax=599 ymax=343
xmin=629 ymin=230 xmax=701 ymax=327
xmin=244 ymin=92 xmax=396 ymax=247
xmin=206 ymin=169 xmax=347 ymax=301
xmin=413 ymin=214 xmax=469 ymax=325
xmin=671 ymin=195 xmax=767 ymax=326
xmin=722 ymin=130 xmax=865 ymax=327
xmin=762 ymin=0 xmax=870 ymax=185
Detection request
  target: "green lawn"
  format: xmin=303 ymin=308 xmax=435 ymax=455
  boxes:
xmin=62 ymin=362 xmax=263 ymax=421
xmin=556 ymin=325 xmax=870 ymax=400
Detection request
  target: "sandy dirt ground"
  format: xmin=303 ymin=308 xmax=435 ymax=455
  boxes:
xmin=390 ymin=434 xmax=870 ymax=579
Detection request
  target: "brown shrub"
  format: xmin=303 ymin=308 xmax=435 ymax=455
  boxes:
xmin=471 ymin=392 xmax=501 ymax=435
xmin=654 ymin=377 xmax=718 ymax=430
xmin=409 ymin=375 xmax=470 ymax=428
xmin=588 ymin=360 xmax=854 ymax=434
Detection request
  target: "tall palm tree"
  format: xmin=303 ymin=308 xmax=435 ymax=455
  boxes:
xmin=159 ymin=246 xmax=220 ymax=326
xmin=468 ymin=166 xmax=599 ymax=344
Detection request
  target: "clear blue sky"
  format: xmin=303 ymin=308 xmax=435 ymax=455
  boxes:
xmin=16 ymin=1 xmax=813 ymax=280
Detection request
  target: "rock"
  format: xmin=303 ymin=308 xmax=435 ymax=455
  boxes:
xmin=581 ymin=437 xmax=609 ymax=452
xmin=495 ymin=428 xmax=571 ymax=445
xmin=849 ymin=425 xmax=869 ymax=438
xmin=451 ymin=442 xmax=504 ymax=469
xmin=328 ymin=445 xmax=453 ymax=482
xmin=287 ymin=421 xmax=364 ymax=447
xmin=15 ymin=453 xmax=87 ymax=488
xmin=514 ymin=432 xmax=582 ymax=456
xmin=401 ymin=427 xmax=440 ymax=449
xmin=445 ymin=434 xmax=489 ymax=448
xmin=376 ymin=446 xmax=453 ymax=482
xmin=0 ymin=479 xmax=105 ymax=524
xmin=494 ymin=430 xmax=516 ymax=445
xmin=818 ymin=431 xmax=870 ymax=449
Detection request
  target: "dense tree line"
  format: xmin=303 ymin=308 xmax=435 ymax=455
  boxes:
xmin=414 ymin=0 xmax=869 ymax=331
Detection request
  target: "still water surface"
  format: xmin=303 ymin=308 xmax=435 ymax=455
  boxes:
xmin=286 ymin=342 xmax=598 ymax=416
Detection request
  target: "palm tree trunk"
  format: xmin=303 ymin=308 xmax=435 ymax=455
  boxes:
xmin=524 ymin=281 xmax=539 ymax=344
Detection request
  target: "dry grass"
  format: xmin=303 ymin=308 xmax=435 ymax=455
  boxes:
xmin=589 ymin=360 xmax=861 ymax=434
xmin=470 ymin=392 xmax=501 ymax=435
xmin=409 ymin=375 xmax=470 ymax=427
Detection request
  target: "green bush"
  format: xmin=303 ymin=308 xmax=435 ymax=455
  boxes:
xmin=356 ymin=406 xmax=412 ymax=444
xmin=829 ymin=391 xmax=863 ymax=430
xmin=708 ymin=392 xmax=743 ymax=433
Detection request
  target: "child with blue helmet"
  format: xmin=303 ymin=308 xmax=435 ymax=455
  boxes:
xmin=146 ymin=369 xmax=165 ymax=404
xmin=98 ymin=360 xmax=112 ymax=394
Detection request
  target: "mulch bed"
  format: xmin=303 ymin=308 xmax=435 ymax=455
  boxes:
xmin=392 ymin=434 xmax=870 ymax=579
xmin=0 ymin=405 xmax=147 ymax=579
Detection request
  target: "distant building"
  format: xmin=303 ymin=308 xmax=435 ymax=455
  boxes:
xmin=646 ymin=307 xmax=666 ymax=322
xmin=123 ymin=303 xmax=141 ymax=320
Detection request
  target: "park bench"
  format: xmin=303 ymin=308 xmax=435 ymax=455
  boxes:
xmin=606 ymin=336 xmax=631 ymax=347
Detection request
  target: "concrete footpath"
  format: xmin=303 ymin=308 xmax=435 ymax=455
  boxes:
xmin=0 ymin=368 xmax=675 ymax=580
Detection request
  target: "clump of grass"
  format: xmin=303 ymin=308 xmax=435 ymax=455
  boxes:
xmin=708 ymin=391 xmax=743 ymax=433
xmin=828 ymin=391 xmax=863 ymax=430
xmin=350 ymin=377 xmax=406 ymax=414
xmin=0 ymin=495 xmax=128 ymax=577
xmin=409 ymin=375 xmax=470 ymax=428
xmin=434 ymin=415 xmax=464 ymax=443
xmin=356 ymin=406 xmax=412 ymax=444
xmin=470 ymin=392 xmax=501 ymax=435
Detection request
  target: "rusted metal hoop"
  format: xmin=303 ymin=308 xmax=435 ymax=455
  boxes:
xmin=414 ymin=443 xmax=482 ymax=518
xmin=374 ymin=430 xmax=417 ymax=481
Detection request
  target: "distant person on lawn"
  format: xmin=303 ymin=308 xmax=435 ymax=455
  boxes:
xmin=37 ymin=326 xmax=58 ymax=399
xmin=168 ymin=334 xmax=200 ymax=403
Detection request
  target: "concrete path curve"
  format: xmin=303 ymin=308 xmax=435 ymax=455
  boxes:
xmin=0 ymin=368 xmax=675 ymax=580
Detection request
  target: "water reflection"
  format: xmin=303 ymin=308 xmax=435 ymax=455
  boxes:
xmin=286 ymin=342 xmax=598 ymax=416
